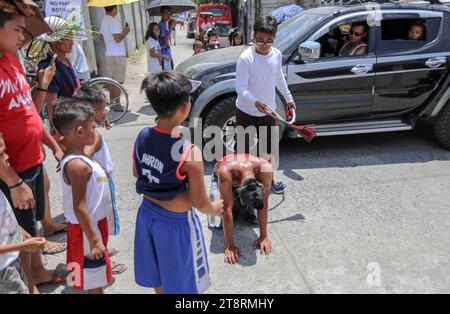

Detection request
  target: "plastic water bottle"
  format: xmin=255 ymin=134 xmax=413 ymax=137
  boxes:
xmin=207 ymin=181 xmax=221 ymax=228
xmin=163 ymin=58 xmax=171 ymax=71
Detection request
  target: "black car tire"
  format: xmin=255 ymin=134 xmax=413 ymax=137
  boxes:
xmin=203 ymin=96 xmax=286 ymax=154
xmin=203 ymin=96 xmax=236 ymax=154
xmin=433 ymin=99 xmax=450 ymax=149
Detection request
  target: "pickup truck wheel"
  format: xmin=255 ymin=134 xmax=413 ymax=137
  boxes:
xmin=203 ymin=96 xmax=238 ymax=154
xmin=203 ymin=96 xmax=286 ymax=155
xmin=433 ymin=100 xmax=450 ymax=149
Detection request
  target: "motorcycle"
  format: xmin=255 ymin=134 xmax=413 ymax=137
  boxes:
xmin=204 ymin=27 xmax=220 ymax=50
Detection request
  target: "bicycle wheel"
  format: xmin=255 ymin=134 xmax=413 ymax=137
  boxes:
xmin=86 ymin=77 xmax=129 ymax=124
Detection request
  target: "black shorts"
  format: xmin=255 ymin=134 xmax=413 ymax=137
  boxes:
xmin=0 ymin=164 xmax=45 ymax=237
xmin=235 ymin=108 xmax=279 ymax=156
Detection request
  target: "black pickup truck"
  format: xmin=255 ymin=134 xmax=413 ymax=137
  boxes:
xmin=176 ymin=3 xmax=450 ymax=151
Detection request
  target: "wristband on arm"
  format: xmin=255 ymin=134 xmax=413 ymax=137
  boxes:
xmin=9 ymin=179 xmax=24 ymax=190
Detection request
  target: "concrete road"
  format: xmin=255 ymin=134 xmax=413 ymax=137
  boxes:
xmin=40 ymin=29 xmax=450 ymax=294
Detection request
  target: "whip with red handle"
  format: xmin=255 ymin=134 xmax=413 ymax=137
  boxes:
xmin=266 ymin=107 xmax=317 ymax=143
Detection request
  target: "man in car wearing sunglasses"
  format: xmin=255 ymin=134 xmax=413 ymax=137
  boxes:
xmin=213 ymin=153 xmax=273 ymax=264
xmin=339 ymin=22 xmax=368 ymax=56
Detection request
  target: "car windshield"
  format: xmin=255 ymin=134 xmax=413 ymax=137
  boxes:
xmin=274 ymin=13 xmax=327 ymax=53
xmin=215 ymin=23 xmax=230 ymax=36
xmin=208 ymin=8 xmax=223 ymax=16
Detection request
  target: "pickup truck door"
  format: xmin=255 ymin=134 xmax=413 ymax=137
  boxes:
xmin=286 ymin=56 xmax=375 ymax=123
xmin=285 ymin=14 xmax=376 ymax=123
xmin=373 ymin=11 xmax=450 ymax=114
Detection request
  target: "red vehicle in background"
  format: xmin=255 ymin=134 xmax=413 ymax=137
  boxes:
xmin=197 ymin=3 xmax=233 ymax=37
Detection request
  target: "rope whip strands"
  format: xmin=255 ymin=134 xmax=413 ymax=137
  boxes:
xmin=266 ymin=107 xmax=317 ymax=143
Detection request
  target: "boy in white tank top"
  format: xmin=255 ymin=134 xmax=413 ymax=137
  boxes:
xmin=73 ymin=86 xmax=120 ymax=237
xmin=73 ymin=86 xmax=127 ymax=275
xmin=52 ymin=99 xmax=112 ymax=293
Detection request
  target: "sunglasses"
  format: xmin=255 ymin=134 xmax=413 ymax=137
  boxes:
xmin=254 ymin=39 xmax=274 ymax=47
xmin=349 ymin=30 xmax=364 ymax=37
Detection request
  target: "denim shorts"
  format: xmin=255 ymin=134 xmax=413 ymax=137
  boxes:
xmin=0 ymin=259 xmax=29 ymax=294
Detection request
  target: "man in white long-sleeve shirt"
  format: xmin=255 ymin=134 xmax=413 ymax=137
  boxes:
xmin=235 ymin=15 xmax=296 ymax=194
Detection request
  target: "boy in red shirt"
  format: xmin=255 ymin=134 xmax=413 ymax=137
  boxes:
xmin=0 ymin=2 xmax=68 ymax=293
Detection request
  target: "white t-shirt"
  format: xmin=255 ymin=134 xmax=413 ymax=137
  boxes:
xmin=146 ymin=37 xmax=162 ymax=74
xmin=0 ymin=191 xmax=22 ymax=270
xmin=201 ymin=22 xmax=212 ymax=32
xmin=100 ymin=15 xmax=126 ymax=57
xmin=68 ymin=41 xmax=91 ymax=82
xmin=235 ymin=47 xmax=293 ymax=117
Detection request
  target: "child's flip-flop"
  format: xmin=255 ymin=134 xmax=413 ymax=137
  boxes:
xmin=42 ymin=241 xmax=67 ymax=255
xmin=108 ymin=247 xmax=119 ymax=258
xmin=111 ymin=262 xmax=128 ymax=275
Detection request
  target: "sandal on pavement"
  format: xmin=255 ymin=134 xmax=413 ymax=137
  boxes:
xmin=111 ymin=262 xmax=128 ymax=275
xmin=108 ymin=247 xmax=119 ymax=258
xmin=42 ymin=241 xmax=67 ymax=255
xmin=271 ymin=181 xmax=286 ymax=194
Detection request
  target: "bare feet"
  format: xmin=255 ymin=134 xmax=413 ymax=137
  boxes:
xmin=33 ymin=268 xmax=54 ymax=286
xmin=42 ymin=222 xmax=67 ymax=237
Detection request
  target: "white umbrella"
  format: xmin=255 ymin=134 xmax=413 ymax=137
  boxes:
xmin=146 ymin=0 xmax=197 ymax=16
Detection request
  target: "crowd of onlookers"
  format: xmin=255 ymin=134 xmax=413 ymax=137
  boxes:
xmin=0 ymin=1 xmax=127 ymax=294
xmin=1 ymin=0 xmax=296 ymax=295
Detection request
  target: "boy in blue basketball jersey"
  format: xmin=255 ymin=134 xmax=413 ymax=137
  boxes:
xmin=133 ymin=71 xmax=224 ymax=294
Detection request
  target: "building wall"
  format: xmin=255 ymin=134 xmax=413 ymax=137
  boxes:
xmin=35 ymin=1 xmax=150 ymax=77
xmin=89 ymin=2 xmax=150 ymax=77
xmin=81 ymin=2 xmax=97 ymax=74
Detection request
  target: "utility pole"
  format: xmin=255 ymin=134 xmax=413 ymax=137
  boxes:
xmin=241 ymin=0 xmax=249 ymax=44
xmin=89 ymin=7 xmax=108 ymax=77
xmin=81 ymin=1 xmax=98 ymax=75
xmin=255 ymin=0 xmax=261 ymax=20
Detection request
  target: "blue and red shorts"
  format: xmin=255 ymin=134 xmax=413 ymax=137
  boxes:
xmin=66 ymin=217 xmax=112 ymax=290
xmin=134 ymin=198 xmax=210 ymax=294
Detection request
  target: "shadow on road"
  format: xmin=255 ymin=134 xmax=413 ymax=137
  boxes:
xmin=269 ymin=213 xmax=305 ymax=224
xmin=112 ymin=112 xmax=141 ymax=126
xmin=277 ymin=121 xmax=450 ymax=171
xmin=202 ymin=121 xmax=450 ymax=176
xmin=208 ymin=210 xmax=260 ymax=267
xmin=137 ymin=104 xmax=156 ymax=116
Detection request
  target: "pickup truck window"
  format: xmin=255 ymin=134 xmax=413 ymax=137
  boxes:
xmin=273 ymin=13 xmax=326 ymax=54
xmin=378 ymin=17 xmax=441 ymax=53
xmin=313 ymin=19 xmax=372 ymax=59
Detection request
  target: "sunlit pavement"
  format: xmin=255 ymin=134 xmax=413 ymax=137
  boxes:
xmin=41 ymin=28 xmax=450 ymax=294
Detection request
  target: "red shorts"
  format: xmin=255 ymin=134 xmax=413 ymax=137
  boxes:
xmin=66 ymin=217 xmax=112 ymax=290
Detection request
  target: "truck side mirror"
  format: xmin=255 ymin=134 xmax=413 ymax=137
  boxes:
xmin=299 ymin=41 xmax=321 ymax=61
